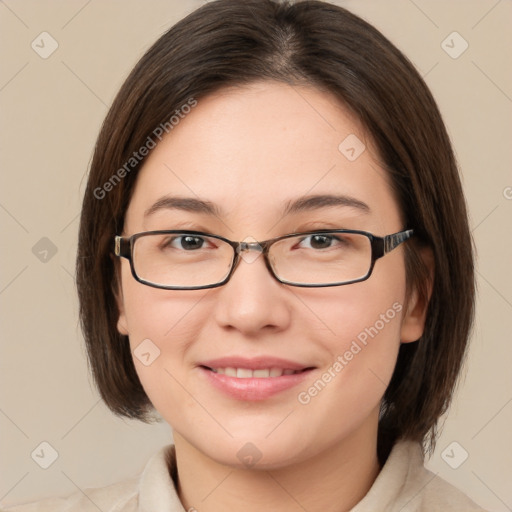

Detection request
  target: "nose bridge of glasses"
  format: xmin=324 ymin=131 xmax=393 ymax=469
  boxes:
xmin=236 ymin=240 xmax=264 ymax=255
xmin=231 ymin=238 xmax=273 ymax=270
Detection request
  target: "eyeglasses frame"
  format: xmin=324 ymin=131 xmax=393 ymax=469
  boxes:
xmin=114 ymin=228 xmax=414 ymax=290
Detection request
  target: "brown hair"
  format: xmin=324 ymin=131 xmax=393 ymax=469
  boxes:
xmin=76 ymin=0 xmax=475 ymax=460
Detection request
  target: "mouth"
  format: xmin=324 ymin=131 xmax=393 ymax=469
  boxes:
xmin=198 ymin=363 xmax=316 ymax=401
xmin=200 ymin=366 xmax=314 ymax=378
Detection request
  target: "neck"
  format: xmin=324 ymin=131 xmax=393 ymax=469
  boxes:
xmin=173 ymin=421 xmax=381 ymax=512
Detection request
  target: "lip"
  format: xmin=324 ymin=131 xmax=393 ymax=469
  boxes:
xmin=199 ymin=356 xmax=313 ymax=371
xmin=198 ymin=356 xmax=316 ymax=401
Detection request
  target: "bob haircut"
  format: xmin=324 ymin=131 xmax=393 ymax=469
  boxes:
xmin=76 ymin=0 xmax=475 ymax=461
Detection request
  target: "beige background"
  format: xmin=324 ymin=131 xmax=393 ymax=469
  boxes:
xmin=0 ymin=0 xmax=511 ymax=510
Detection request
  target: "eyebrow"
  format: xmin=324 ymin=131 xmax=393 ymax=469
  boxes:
xmin=144 ymin=193 xmax=370 ymax=219
xmin=282 ymin=193 xmax=370 ymax=216
xmin=144 ymin=196 xmax=223 ymax=218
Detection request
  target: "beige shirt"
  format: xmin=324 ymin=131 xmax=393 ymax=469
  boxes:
xmin=3 ymin=441 xmax=488 ymax=511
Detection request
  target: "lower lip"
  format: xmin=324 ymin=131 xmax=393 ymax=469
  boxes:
xmin=199 ymin=366 xmax=314 ymax=401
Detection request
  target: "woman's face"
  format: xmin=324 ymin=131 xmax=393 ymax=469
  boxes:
xmin=116 ymin=81 xmax=426 ymax=469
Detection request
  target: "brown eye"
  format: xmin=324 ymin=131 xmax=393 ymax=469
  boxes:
xmin=296 ymin=234 xmax=348 ymax=250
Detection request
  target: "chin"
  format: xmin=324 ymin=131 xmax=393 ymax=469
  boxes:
xmin=195 ymin=435 xmax=309 ymax=471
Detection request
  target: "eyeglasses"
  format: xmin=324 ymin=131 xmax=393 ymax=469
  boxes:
xmin=114 ymin=228 xmax=413 ymax=290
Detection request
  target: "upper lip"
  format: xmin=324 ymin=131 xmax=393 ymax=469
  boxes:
xmin=199 ymin=356 xmax=315 ymax=371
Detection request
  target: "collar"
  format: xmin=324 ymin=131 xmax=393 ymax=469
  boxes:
xmin=138 ymin=444 xmax=186 ymax=512
xmin=136 ymin=441 xmax=424 ymax=512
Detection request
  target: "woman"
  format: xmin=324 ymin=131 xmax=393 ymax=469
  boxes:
xmin=5 ymin=0 xmax=487 ymax=510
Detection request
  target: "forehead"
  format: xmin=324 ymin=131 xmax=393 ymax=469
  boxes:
xmin=124 ymin=81 xmax=402 ymax=234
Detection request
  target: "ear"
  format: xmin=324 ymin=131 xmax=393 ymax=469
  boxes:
xmin=116 ymin=292 xmax=129 ymax=336
xmin=400 ymin=246 xmax=434 ymax=343
xmin=112 ymin=255 xmax=129 ymax=336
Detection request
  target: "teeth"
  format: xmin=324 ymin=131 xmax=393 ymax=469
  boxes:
xmin=224 ymin=367 xmax=236 ymax=377
xmin=254 ymin=369 xmax=271 ymax=378
xmin=210 ymin=367 xmax=301 ymax=378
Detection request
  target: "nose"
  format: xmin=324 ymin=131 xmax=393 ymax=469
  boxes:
xmin=212 ymin=244 xmax=292 ymax=336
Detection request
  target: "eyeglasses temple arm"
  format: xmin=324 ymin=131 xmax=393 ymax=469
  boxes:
xmin=114 ymin=236 xmax=131 ymax=259
xmin=383 ymin=229 xmax=414 ymax=254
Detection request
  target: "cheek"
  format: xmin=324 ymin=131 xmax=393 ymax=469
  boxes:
xmin=296 ymin=257 xmax=406 ymax=422
xmin=313 ymin=249 xmax=406 ymax=349
xmin=294 ymin=291 xmax=404 ymax=443
xmin=120 ymin=259 xmax=208 ymax=341
xmin=316 ymin=284 xmax=404 ymax=386
xmin=335 ymin=297 xmax=404 ymax=388
xmin=119 ymin=264 xmax=209 ymax=408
